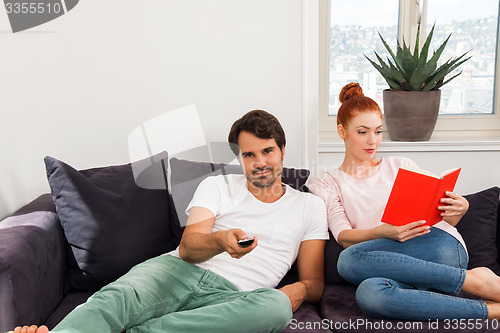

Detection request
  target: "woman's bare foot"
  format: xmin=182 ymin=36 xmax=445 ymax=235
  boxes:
xmin=486 ymin=301 xmax=500 ymax=319
xmin=8 ymin=325 xmax=49 ymax=333
xmin=462 ymin=267 xmax=500 ymax=302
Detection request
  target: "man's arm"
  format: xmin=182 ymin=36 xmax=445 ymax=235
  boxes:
xmin=178 ymin=206 xmax=258 ymax=263
xmin=279 ymin=239 xmax=325 ymax=312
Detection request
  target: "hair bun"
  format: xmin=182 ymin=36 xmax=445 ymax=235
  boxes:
xmin=339 ymin=82 xmax=364 ymax=103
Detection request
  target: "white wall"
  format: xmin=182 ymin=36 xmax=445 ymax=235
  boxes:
xmin=0 ymin=0 xmax=309 ymax=219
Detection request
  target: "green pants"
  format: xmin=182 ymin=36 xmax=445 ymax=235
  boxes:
xmin=52 ymin=255 xmax=293 ymax=333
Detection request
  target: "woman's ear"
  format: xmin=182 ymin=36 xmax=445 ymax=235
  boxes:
xmin=337 ymin=124 xmax=347 ymax=140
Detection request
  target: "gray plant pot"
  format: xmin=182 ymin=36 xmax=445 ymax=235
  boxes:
xmin=383 ymin=89 xmax=441 ymax=141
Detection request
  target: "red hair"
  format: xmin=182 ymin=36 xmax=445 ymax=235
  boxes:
xmin=337 ymin=82 xmax=382 ymax=127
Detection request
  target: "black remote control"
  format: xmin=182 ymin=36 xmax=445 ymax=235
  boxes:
xmin=237 ymin=238 xmax=255 ymax=248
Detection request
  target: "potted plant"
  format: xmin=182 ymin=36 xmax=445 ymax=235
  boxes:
xmin=365 ymin=24 xmax=471 ymax=141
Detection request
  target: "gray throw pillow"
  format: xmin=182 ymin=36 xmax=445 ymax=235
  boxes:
xmin=45 ymin=155 xmax=178 ymax=291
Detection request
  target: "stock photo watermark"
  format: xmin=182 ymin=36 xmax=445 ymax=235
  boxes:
xmin=4 ymin=0 xmax=79 ymax=33
xmin=288 ymin=318 xmax=500 ymax=331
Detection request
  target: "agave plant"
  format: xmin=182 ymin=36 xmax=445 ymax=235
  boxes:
xmin=365 ymin=24 xmax=471 ymax=91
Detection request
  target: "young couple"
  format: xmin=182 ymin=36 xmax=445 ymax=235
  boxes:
xmin=11 ymin=85 xmax=500 ymax=333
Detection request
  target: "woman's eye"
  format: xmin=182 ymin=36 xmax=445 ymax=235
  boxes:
xmin=358 ymin=131 xmax=366 ymax=135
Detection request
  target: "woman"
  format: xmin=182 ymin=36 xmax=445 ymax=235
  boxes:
xmin=309 ymin=82 xmax=500 ymax=320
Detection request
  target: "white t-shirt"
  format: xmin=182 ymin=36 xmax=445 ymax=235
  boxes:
xmin=308 ymin=156 xmax=467 ymax=252
xmin=169 ymin=174 xmax=329 ymax=291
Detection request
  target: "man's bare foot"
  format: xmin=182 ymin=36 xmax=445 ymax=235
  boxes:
xmin=462 ymin=267 xmax=500 ymax=302
xmin=8 ymin=325 xmax=49 ymax=333
xmin=486 ymin=301 xmax=500 ymax=319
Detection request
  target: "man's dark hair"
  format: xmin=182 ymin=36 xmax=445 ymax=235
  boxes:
xmin=228 ymin=110 xmax=286 ymax=156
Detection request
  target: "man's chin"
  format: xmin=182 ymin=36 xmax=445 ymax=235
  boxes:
xmin=250 ymin=176 xmax=277 ymax=188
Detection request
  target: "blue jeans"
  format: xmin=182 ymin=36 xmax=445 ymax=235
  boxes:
xmin=52 ymin=255 xmax=292 ymax=333
xmin=337 ymin=228 xmax=488 ymax=320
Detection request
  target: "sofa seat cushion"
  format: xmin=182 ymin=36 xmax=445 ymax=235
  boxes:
xmin=44 ymin=155 xmax=179 ymax=291
xmin=321 ymin=284 xmax=496 ymax=333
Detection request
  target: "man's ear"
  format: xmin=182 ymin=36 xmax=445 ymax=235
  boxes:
xmin=337 ymin=124 xmax=346 ymax=140
xmin=280 ymin=146 xmax=285 ymax=160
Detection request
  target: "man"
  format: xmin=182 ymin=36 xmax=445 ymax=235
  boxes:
xmin=12 ymin=110 xmax=328 ymax=333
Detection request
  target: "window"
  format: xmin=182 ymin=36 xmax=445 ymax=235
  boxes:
xmin=319 ymin=0 xmax=500 ymax=140
xmin=328 ymin=0 xmax=399 ymax=115
xmin=426 ymin=0 xmax=498 ymax=115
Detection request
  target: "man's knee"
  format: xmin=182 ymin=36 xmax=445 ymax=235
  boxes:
xmin=251 ymin=289 xmax=293 ymax=331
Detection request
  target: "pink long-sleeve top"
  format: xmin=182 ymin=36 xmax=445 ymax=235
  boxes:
xmin=308 ymin=156 xmax=466 ymax=251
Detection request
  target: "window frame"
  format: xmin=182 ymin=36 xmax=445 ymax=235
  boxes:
xmin=319 ymin=0 xmax=500 ymax=141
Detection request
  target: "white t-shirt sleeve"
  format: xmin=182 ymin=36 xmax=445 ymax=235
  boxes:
xmin=301 ymin=196 xmax=329 ymax=242
xmin=186 ymin=176 xmax=224 ymax=218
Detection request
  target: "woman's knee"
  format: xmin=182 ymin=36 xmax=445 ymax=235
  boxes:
xmin=355 ymin=278 xmax=395 ymax=319
xmin=337 ymin=246 xmax=364 ymax=284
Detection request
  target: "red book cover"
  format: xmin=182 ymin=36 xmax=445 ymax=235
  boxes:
xmin=381 ymin=167 xmax=461 ymax=227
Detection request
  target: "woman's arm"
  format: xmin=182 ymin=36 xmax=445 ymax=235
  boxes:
xmin=337 ymin=220 xmax=430 ymax=248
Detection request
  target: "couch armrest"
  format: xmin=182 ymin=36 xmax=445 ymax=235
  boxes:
xmin=0 ymin=207 xmax=66 ymax=331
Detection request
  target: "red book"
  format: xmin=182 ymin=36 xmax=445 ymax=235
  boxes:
xmin=381 ymin=167 xmax=461 ymax=227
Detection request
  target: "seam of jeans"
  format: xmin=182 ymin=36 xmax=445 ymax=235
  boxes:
xmin=480 ymin=300 xmax=489 ymax=319
xmin=451 ymin=267 xmax=467 ymax=296
xmin=457 ymin=243 xmax=468 ymax=269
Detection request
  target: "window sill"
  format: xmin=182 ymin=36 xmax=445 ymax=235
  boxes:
xmin=318 ymin=136 xmax=500 ymax=153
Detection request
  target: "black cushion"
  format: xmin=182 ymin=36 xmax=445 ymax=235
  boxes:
xmin=457 ymin=186 xmax=500 ymax=274
xmin=45 ymin=155 xmax=178 ymax=291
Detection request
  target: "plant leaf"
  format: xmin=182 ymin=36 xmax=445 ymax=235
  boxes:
xmin=400 ymin=38 xmax=416 ymax=81
xmin=364 ymin=54 xmax=403 ymax=89
xmin=447 ymin=54 xmax=471 ymax=73
xmin=418 ymin=23 xmax=435 ymax=66
xmin=441 ymin=70 xmax=463 ymax=87
xmin=427 ymin=33 xmax=452 ymax=73
xmin=422 ymin=62 xmax=451 ymax=90
xmin=365 ymin=23 xmax=471 ymax=91
xmin=414 ymin=24 xmax=421 ymax=64
xmin=389 ymin=61 xmax=405 ymax=84
xmin=378 ymin=31 xmax=404 ymax=72
xmin=409 ymin=69 xmax=424 ymax=90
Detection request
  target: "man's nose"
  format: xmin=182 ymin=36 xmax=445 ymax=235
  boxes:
xmin=253 ymin=154 xmax=266 ymax=168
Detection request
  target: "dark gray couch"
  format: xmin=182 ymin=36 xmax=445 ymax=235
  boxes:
xmin=1 ymin=155 xmax=499 ymax=333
